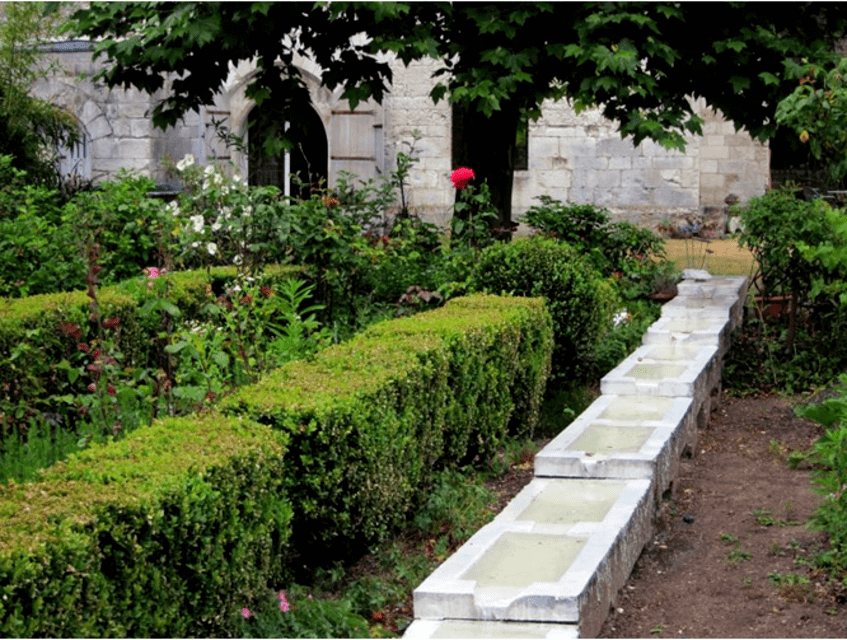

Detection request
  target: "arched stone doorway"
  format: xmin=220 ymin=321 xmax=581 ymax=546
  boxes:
xmin=247 ymin=104 xmax=328 ymax=200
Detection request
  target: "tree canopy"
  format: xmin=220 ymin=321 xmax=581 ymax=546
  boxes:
xmin=65 ymin=2 xmax=847 ymax=224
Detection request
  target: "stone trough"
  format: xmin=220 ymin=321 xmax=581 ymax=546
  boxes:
xmin=403 ymin=272 xmax=748 ymax=638
xmin=411 ymin=478 xmax=653 ymax=638
xmin=534 ymin=395 xmax=695 ymax=505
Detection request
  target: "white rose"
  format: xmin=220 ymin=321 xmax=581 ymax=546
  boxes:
xmin=207 ymin=242 xmax=218 ymax=255
xmin=176 ymin=154 xmax=195 ymax=171
xmin=190 ymin=214 xmax=205 ymax=233
xmin=211 ymin=221 xmax=222 ymax=232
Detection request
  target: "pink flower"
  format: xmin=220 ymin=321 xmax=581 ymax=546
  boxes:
xmin=240 ymin=607 xmax=252 ymax=619
xmin=144 ymin=267 xmax=161 ymax=279
xmin=450 ymin=167 xmax=475 ymax=189
xmin=278 ymin=592 xmax=290 ymax=612
xmin=87 ymin=383 xmax=96 ymax=393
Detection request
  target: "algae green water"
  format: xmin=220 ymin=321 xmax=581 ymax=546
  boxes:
xmin=462 ymin=532 xmax=587 ymax=588
xmin=516 ymin=479 xmax=625 ymax=524
xmin=569 ymin=425 xmax=655 ymax=455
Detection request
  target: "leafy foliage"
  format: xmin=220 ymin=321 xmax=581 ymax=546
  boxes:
xmin=522 ymin=196 xmax=667 ymax=281
xmin=794 ymin=382 xmax=847 ymax=575
xmin=0 ymin=3 xmax=80 ymax=186
xmin=65 ymin=2 xmax=847 ymax=226
xmin=776 ymin=55 xmax=847 ymax=187
xmin=469 ymin=236 xmax=618 ymax=381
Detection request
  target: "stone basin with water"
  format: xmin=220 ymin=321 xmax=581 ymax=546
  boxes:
xmin=412 ymin=478 xmax=652 ymax=635
xmin=535 ymin=395 xmax=695 ymax=501
xmin=643 ymin=316 xmax=731 ymax=355
xmin=403 ymin=619 xmax=580 ymax=639
xmin=600 ymin=342 xmax=719 ymax=398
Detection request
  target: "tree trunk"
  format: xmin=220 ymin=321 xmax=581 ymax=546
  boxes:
xmin=452 ymin=100 xmax=520 ymax=239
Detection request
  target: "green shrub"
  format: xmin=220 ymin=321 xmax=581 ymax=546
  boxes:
xmin=0 ymin=212 xmax=86 ymax=298
xmin=724 ymin=188 xmax=847 ymax=393
xmin=219 ymin=293 xmax=552 ymax=557
xmin=62 ymin=171 xmax=170 ymax=286
xmin=0 ymin=158 xmax=84 ymax=297
xmin=737 ymin=187 xmax=831 ymax=302
xmin=469 ymin=236 xmax=618 ymax=381
xmin=795 ymin=380 xmax=847 ymax=575
xmin=0 ymin=168 xmax=172 ymax=297
xmin=0 ymin=265 xmax=305 ymax=472
xmin=521 ymin=196 xmax=666 ymax=277
xmin=0 ymin=412 xmax=292 ymax=637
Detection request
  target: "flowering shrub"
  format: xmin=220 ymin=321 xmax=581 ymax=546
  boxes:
xmin=238 ymin=585 xmax=368 ymax=639
xmin=169 ymin=156 xmax=293 ymax=276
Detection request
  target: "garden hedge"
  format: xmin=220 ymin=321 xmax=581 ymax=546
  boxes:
xmin=0 ymin=412 xmax=291 ymax=638
xmin=470 ymin=236 xmax=618 ymax=381
xmin=221 ymin=293 xmax=553 ymax=554
xmin=0 ymin=292 xmax=552 ymax=636
xmin=0 ymin=265 xmax=303 ymax=440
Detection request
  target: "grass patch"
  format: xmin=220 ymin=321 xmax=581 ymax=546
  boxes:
xmin=663 ymin=237 xmax=757 ymax=277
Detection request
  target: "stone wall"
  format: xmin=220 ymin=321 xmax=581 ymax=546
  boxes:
xmin=382 ymin=57 xmax=454 ymax=227
xmin=32 ymin=42 xmax=770 ymax=233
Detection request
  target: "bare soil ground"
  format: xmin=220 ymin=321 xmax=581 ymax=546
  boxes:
xmin=349 ymin=390 xmax=847 ymax=639
xmin=598 ymin=393 xmax=847 ymax=639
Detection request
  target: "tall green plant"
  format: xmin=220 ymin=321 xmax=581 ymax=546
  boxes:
xmin=735 ymin=186 xmax=833 ymax=351
xmin=795 ymin=380 xmax=847 ymax=574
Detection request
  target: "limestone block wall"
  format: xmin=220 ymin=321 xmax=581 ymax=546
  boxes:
xmin=696 ymin=98 xmax=771 ymax=207
xmin=514 ymin=99 xmax=702 ymax=229
xmin=30 ymin=43 xmax=769 ymax=233
xmin=382 ymin=57 xmax=454 ymax=227
xmin=512 ymin=97 xmax=768 ymax=231
xmin=32 ymin=41 xmax=201 ymax=185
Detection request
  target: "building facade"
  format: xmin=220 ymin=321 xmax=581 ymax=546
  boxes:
xmin=33 ymin=40 xmax=770 ymax=232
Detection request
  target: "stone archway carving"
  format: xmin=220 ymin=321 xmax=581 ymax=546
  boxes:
xmin=220 ymin=58 xmax=384 ymax=190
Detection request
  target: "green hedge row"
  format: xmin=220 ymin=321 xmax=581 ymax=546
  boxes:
xmin=0 ymin=265 xmax=303 ymax=432
xmin=221 ymin=293 xmax=553 ymax=554
xmin=0 ymin=293 xmax=553 ymax=636
xmin=0 ymin=413 xmax=291 ymax=638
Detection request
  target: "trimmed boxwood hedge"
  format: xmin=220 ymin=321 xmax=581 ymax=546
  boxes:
xmin=220 ymin=293 xmax=553 ymax=555
xmin=0 ymin=412 xmax=291 ymax=638
xmin=470 ymin=236 xmax=619 ymax=381
xmin=0 ymin=293 xmax=553 ymax=636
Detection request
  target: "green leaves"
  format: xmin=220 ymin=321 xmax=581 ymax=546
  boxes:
xmin=776 ymin=55 xmax=847 ymax=184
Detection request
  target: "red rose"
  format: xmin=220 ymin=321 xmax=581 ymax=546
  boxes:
xmin=450 ymin=167 xmax=475 ymax=189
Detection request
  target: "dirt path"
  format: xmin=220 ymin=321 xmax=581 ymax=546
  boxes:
xmin=598 ymin=394 xmax=846 ymax=638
